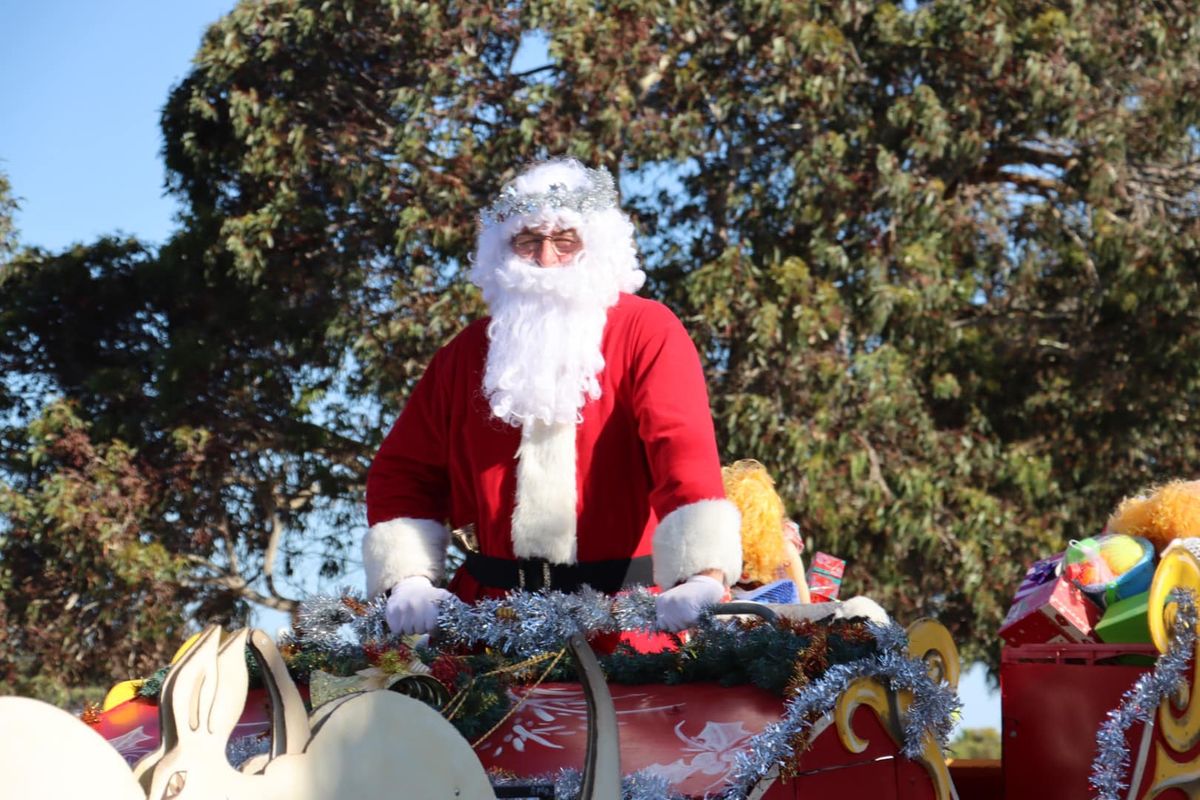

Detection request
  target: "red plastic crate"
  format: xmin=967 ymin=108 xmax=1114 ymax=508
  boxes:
xmin=1001 ymin=643 xmax=1157 ymax=800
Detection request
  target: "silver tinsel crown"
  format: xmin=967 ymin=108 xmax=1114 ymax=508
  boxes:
xmin=480 ymin=165 xmax=618 ymax=227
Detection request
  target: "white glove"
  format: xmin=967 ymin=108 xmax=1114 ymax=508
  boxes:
xmin=385 ymin=575 xmax=454 ymax=635
xmin=655 ymin=574 xmax=726 ymax=632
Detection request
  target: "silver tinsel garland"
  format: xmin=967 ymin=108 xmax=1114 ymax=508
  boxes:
xmin=1090 ymin=588 xmax=1197 ymax=800
xmin=292 ymin=589 xmax=390 ymax=656
xmin=226 ymin=732 xmax=270 ymax=767
xmin=436 ymin=586 xmax=658 ymax=657
xmin=294 ymin=589 xmax=958 ymax=797
xmin=479 ymin=166 xmax=619 ymax=227
xmin=720 ymin=620 xmax=959 ymax=798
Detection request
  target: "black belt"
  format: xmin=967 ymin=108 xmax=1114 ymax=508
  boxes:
xmin=463 ymin=552 xmax=654 ymax=593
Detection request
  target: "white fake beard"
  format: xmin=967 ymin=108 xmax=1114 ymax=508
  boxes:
xmin=481 ymin=253 xmax=617 ymax=427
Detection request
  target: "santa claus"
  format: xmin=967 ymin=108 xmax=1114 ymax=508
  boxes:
xmin=363 ymin=158 xmax=742 ymax=633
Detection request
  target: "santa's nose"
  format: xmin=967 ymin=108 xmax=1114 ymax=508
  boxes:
xmin=535 ymin=238 xmax=571 ymax=268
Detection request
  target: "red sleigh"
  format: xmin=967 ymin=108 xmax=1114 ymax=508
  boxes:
xmin=85 ymin=607 xmax=961 ymax=799
xmin=1000 ymin=543 xmax=1200 ymax=800
xmin=28 ymin=547 xmax=1200 ymax=798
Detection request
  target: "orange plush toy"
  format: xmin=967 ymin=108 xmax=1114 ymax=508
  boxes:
xmin=1107 ymin=479 xmax=1200 ymax=553
xmin=721 ymin=459 xmax=811 ymax=602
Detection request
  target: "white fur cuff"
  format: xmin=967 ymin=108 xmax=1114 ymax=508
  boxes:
xmin=652 ymin=499 xmax=743 ymax=588
xmin=362 ymin=517 xmax=450 ymax=598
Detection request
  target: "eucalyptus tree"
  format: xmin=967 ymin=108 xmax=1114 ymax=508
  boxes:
xmin=4 ymin=1 xmax=1199 ymax=689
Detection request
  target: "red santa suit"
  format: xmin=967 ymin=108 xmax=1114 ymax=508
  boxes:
xmin=363 ymin=292 xmax=742 ymax=601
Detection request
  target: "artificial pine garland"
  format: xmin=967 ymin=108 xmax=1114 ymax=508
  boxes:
xmin=601 ymin=615 xmax=877 ymax=693
xmin=136 ymin=589 xmax=883 ymax=737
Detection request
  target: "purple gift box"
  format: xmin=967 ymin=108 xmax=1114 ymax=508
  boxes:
xmin=1001 ymin=552 xmax=1104 ymax=646
xmin=1012 ymin=554 xmax=1062 ymax=601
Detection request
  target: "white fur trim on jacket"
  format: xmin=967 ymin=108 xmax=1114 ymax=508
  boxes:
xmin=511 ymin=421 xmax=578 ymax=563
xmin=652 ymin=499 xmax=743 ymax=588
xmin=362 ymin=517 xmax=450 ymax=598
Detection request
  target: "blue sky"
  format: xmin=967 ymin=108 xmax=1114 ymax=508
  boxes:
xmin=0 ymin=1 xmax=1000 ymax=731
xmin=0 ymin=0 xmax=235 ymax=251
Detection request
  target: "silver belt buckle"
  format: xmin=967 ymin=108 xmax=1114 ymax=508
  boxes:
xmin=516 ymin=560 xmax=552 ymax=591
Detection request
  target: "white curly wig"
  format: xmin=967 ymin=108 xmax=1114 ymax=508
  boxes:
xmin=468 ymin=159 xmax=646 ymax=427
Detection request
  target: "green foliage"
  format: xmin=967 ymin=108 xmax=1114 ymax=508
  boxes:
xmin=0 ymin=169 xmax=17 ymax=263
xmin=4 ymin=0 xmax=1200 ymax=683
xmin=0 ymin=677 xmax=111 ymax=716
xmin=0 ymin=402 xmax=189 ymax=696
xmin=0 ymin=231 xmax=366 ymax=635
xmin=948 ymin=726 xmax=1002 ymax=760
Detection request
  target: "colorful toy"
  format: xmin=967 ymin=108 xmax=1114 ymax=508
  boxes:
xmin=1063 ymin=534 xmax=1154 ymax=607
xmin=1107 ymin=479 xmax=1200 ymax=552
xmin=1100 ymin=533 xmax=1146 ymax=574
xmin=1064 ymin=538 xmax=1117 ymax=588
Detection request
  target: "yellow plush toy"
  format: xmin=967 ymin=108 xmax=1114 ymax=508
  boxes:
xmin=1107 ymin=479 xmax=1200 ymax=552
xmin=721 ymin=459 xmax=810 ymax=602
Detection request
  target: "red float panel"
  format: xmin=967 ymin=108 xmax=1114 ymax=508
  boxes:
xmin=948 ymin=759 xmax=1003 ymax=800
xmin=94 ymin=681 xmax=941 ymax=798
xmin=1001 ymin=643 xmax=1156 ymax=800
xmin=89 ymin=692 xmax=276 ymax=766
xmin=477 ymin=682 xmax=788 ymax=796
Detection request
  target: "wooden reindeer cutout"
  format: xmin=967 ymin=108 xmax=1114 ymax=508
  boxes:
xmin=0 ymin=625 xmax=619 ymax=799
xmin=0 ymin=695 xmax=146 ymax=800
xmin=136 ymin=624 xmax=496 ymax=800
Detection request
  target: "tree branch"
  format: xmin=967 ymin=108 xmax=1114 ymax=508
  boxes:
xmin=261 ymin=483 xmax=319 ymax=602
xmin=852 ymin=432 xmax=895 ymax=502
xmin=949 ymin=309 xmax=1073 ymax=329
xmin=183 ymin=553 xmax=299 ymax=613
xmin=263 ymin=509 xmax=286 ymax=601
xmin=511 ymin=63 xmax=556 ymax=79
xmin=997 ymin=171 xmax=1062 ymax=197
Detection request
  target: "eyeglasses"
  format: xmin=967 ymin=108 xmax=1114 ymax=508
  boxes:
xmin=510 ymin=231 xmax=583 ymax=259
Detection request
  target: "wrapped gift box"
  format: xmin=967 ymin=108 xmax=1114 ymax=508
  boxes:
xmin=999 ymin=572 xmax=1102 ymax=645
xmin=1012 ymin=554 xmax=1062 ymax=600
xmin=1094 ymin=590 xmax=1151 ymax=644
xmin=807 ymin=552 xmax=845 ymax=602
